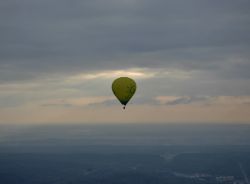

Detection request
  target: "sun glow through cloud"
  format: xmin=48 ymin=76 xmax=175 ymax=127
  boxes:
xmin=66 ymin=68 xmax=156 ymax=81
xmin=65 ymin=68 xmax=193 ymax=84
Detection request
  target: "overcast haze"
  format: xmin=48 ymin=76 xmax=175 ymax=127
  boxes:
xmin=1 ymin=0 xmax=250 ymax=123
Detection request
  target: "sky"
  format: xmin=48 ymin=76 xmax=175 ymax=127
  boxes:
xmin=0 ymin=0 xmax=250 ymax=124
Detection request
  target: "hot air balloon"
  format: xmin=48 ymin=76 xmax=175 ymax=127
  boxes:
xmin=112 ymin=77 xmax=136 ymax=109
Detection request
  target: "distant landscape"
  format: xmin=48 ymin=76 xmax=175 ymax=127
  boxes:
xmin=0 ymin=123 xmax=250 ymax=184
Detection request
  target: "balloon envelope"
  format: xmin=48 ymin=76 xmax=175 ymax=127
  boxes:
xmin=112 ymin=77 xmax=136 ymax=108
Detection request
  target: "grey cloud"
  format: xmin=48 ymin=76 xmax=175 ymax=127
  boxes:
xmin=166 ymin=96 xmax=211 ymax=106
xmin=87 ymin=96 xmax=158 ymax=107
xmin=0 ymin=96 xmax=23 ymax=108
xmin=83 ymin=95 xmax=212 ymax=107
xmin=40 ymin=103 xmax=73 ymax=108
xmin=0 ymin=0 xmax=250 ymax=96
xmin=87 ymin=99 xmax=117 ymax=107
xmin=1 ymin=1 xmax=250 ymax=65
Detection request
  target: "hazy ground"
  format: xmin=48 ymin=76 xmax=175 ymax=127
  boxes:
xmin=0 ymin=123 xmax=250 ymax=184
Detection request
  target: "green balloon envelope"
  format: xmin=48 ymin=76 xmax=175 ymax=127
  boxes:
xmin=112 ymin=77 xmax=137 ymax=108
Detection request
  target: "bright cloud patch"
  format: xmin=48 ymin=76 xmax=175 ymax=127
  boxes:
xmin=66 ymin=68 xmax=156 ymax=82
xmin=66 ymin=68 xmax=192 ymax=83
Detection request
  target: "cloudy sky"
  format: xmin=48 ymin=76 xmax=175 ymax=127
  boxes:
xmin=1 ymin=0 xmax=250 ymax=124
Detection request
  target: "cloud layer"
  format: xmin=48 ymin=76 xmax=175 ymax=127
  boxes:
xmin=1 ymin=0 xmax=250 ymax=123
